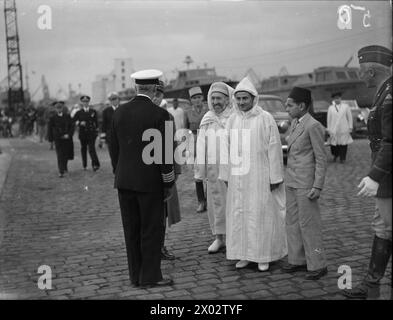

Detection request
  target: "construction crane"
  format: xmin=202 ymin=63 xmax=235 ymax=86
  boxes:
xmin=30 ymin=75 xmax=50 ymax=101
xmin=3 ymin=0 xmax=25 ymax=115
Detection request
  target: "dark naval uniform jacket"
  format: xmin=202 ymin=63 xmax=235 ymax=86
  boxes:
xmin=102 ymin=106 xmax=117 ymax=143
xmin=73 ymin=108 xmax=99 ymax=140
xmin=367 ymin=76 xmax=392 ymax=198
xmin=48 ymin=113 xmax=74 ymax=160
xmin=110 ymin=95 xmax=175 ymax=192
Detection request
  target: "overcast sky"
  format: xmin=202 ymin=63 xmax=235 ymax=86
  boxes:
xmin=0 ymin=0 xmax=391 ymax=100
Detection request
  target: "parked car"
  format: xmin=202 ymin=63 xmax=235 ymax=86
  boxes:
xmin=343 ymin=100 xmax=368 ymax=135
xmin=259 ymin=94 xmax=291 ymax=163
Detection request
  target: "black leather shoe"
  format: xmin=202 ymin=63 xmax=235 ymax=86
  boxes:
xmin=161 ymin=246 xmax=175 ymax=260
xmin=305 ymin=267 xmax=328 ymax=280
xmin=141 ymin=278 xmax=173 ymax=288
xmin=93 ymin=166 xmax=100 ymax=172
xmin=282 ymin=263 xmax=307 ymax=273
xmin=196 ymin=201 xmax=206 ymax=213
xmin=59 ymin=173 xmax=64 ymax=178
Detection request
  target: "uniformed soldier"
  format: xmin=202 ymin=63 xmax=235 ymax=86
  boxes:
xmin=47 ymin=101 xmax=74 ymax=178
xmin=110 ymin=69 xmax=175 ymax=287
xmin=185 ymin=86 xmax=208 ymax=213
xmin=73 ymin=95 xmax=100 ymax=171
xmin=342 ymin=45 xmax=392 ymax=299
xmin=101 ymin=91 xmax=120 ymax=173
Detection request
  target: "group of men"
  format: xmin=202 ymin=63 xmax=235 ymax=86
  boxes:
xmin=48 ymin=92 xmax=124 ymax=177
xmin=50 ymin=45 xmax=391 ymax=299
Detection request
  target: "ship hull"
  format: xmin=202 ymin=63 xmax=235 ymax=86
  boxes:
xmin=164 ymin=81 xmax=238 ymax=100
xmin=261 ymin=81 xmax=376 ymax=108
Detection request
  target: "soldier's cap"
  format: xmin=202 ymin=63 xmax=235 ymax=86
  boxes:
xmin=358 ymin=45 xmax=392 ymax=66
xmin=157 ymin=80 xmax=165 ymax=93
xmin=210 ymin=82 xmax=230 ymax=96
xmin=131 ymin=69 xmax=163 ymax=85
xmin=52 ymin=100 xmax=65 ymax=106
xmin=80 ymin=95 xmax=91 ymax=102
xmin=107 ymin=91 xmax=119 ymax=100
xmin=188 ymin=86 xmax=203 ymax=98
xmin=288 ymin=86 xmax=312 ymax=104
xmin=331 ymin=92 xmax=342 ymax=98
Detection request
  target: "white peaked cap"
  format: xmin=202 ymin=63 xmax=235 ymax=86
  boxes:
xmin=131 ymin=69 xmax=163 ymax=84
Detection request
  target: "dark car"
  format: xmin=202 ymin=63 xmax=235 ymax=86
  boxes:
xmin=259 ymin=94 xmax=291 ymax=162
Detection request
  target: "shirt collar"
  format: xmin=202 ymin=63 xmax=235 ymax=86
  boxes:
xmin=84 ymin=107 xmax=89 ymax=112
xmin=111 ymin=105 xmax=118 ymax=110
xmin=137 ymin=94 xmax=152 ymax=101
xmin=298 ymin=113 xmax=307 ymax=123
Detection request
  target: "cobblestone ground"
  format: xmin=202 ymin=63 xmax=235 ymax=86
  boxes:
xmin=0 ymin=137 xmax=391 ymax=300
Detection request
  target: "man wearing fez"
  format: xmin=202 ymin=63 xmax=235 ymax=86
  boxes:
xmin=153 ymin=81 xmax=181 ymax=260
xmin=186 ymin=86 xmax=208 ymax=213
xmin=73 ymin=95 xmax=100 ymax=171
xmin=343 ymin=45 xmax=392 ymax=299
xmin=195 ymin=82 xmax=233 ymax=253
xmin=327 ymin=91 xmax=353 ymax=163
xmin=110 ymin=70 xmax=175 ymax=287
xmin=102 ymin=91 xmax=120 ymax=173
xmin=47 ymin=101 xmax=74 ymax=178
xmin=282 ymin=86 xmax=328 ymax=280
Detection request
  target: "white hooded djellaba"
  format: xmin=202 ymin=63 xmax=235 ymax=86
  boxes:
xmin=219 ymin=77 xmax=288 ymax=264
xmin=194 ymin=82 xmax=234 ymax=236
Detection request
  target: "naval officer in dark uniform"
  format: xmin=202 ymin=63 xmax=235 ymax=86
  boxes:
xmin=342 ymin=45 xmax=392 ymax=299
xmin=101 ymin=91 xmax=120 ymax=173
xmin=110 ymin=69 xmax=175 ymax=287
xmin=73 ymin=95 xmax=100 ymax=171
xmin=47 ymin=101 xmax=74 ymax=177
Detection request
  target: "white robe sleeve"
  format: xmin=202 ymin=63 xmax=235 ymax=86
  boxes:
xmin=267 ymin=116 xmax=284 ymax=184
xmin=194 ymin=125 xmax=207 ymax=180
xmin=218 ymin=123 xmax=230 ymax=182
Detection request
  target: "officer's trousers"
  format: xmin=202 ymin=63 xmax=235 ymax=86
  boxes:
xmin=55 ymin=140 xmax=68 ymax=174
xmin=285 ymin=186 xmax=327 ymax=271
xmin=118 ymin=189 xmax=165 ymax=285
xmin=80 ymin=136 xmax=100 ymax=169
xmin=372 ymin=197 xmax=392 ymax=241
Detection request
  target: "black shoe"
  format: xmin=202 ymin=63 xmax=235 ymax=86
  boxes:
xmin=305 ymin=267 xmax=328 ymax=280
xmin=196 ymin=201 xmax=206 ymax=213
xmin=282 ymin=263 xmax=307 ymax=273
xmin=341 ymin=281 xmax=378 ymax=299
xmin=130 ymin=281 xmax=140 ymax=288
xmin=93 ymin=166 xmax=99 ymax=172
xmin=59 ymin=173 xmax=64 ymax=178
xmin=161 ymin=246 xmax=175 ymax=260
xmin=141 ymin=278 xmax=173 ymax=288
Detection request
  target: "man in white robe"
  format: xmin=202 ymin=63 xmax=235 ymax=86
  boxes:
xmin=219 ymin=77 xmax=287 ymax=272
xmin=195 ymin=82 xmax=234 ymax=253
xmin=327 ymin=92 xmax=353 ymax=163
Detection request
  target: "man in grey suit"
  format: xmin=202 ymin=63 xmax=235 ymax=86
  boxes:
xmin=282 ymin=87 xmax=328 ymax=280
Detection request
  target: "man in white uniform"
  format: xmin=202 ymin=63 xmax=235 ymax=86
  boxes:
xmin=327 ymin=92 xmax=353 ymax=163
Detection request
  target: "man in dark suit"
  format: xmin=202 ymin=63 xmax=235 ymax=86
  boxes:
xmin=342 ymin=45 xmax=392 ymax=299
xmin=101 ymin=91 xmax=120 ymax=173
xmin=73 ymin=95 xmax=100 ymax=171
xmin=110 ymin=69 xmax=175 ymax=288
xmin=282 ymin=87 xmax=328 ymax=280
xmin=48 ymin=101 xmax=74 ymax=178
